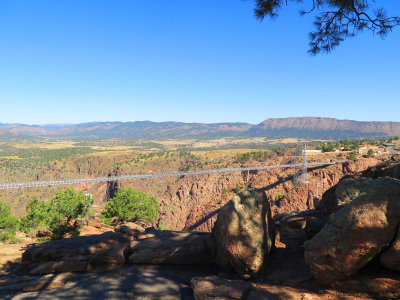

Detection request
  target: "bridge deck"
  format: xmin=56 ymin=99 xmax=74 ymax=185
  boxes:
xmin=0 ymin=162 xmax=334 ymax=190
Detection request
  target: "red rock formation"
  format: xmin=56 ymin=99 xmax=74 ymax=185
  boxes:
xmin=154 ymin=158 xmax=385 ymax=232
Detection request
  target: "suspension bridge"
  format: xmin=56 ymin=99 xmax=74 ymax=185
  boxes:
xmin=0 ymin=141 xmax=345 ymax=190
xmin=0 ymin=161 xmax=335 ymax=190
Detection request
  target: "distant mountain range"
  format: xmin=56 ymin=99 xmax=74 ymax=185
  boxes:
xmin=1 ymin=117 xmax=400 ymax=140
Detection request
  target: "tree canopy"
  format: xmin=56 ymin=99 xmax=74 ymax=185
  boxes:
xmin=100 ymin=188 xmax=159 ymax=225
xmin=254 ymin=0 xmax=400 ymax=54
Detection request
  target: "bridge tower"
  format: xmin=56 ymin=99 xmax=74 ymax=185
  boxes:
xmin=293 ymin=141 xmax=308 ymax=184
xmin=292 ymin=140 xmax=300 ymax=185
xmin=302 ymin=142 xmax=308 ymax=182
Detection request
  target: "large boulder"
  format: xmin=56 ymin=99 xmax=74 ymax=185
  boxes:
xmin=212 ymin=189 xmax=274 ymax=279
xmin=380 ymin=226 xmax=400 ymax=271
xmin=316 ymin=176 xmax=372 ymax=216
xmin=114 ymin=222 xmax=145 ymax=237
xmin=304 ymin=177 xmax=400 ymax=285
xmin=128 ymin=231 xmax=215 ymax=264
xmin=22 ymin=232 xmax=132 ymax=275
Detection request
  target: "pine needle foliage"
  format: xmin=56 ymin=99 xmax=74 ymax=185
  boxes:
xmin=254 ymin=0 xmax=400 ymax=54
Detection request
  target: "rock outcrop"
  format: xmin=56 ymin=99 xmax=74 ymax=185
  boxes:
xmin=363 ymin=155 xmax=400 ymax=179
xmin=212 ymin=189 xmax=273 ymax=279
xmin=304 ymin=177 xmax=400 ymax=285
xmin=114 ymin=222 xmax=145 ymax=237
xmin=316 ymin=176 xmax=373 ymax=216
xmin=274 ymin=210 xmax=327 ymax=250
xmin=22 ymin=232 xmax=132 ymax=275
xmin=191 ymin=276 xmax=252 ymax=300
xmin=380 ymin=226 xmax=400 ymax=271
xmin=342 ymin=157 xmax=379 ymax=174
xmin=128 ymin=231 xmax=215 ymax=264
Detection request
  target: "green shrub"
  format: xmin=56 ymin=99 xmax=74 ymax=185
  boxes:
xmin=20 ymin=198 xmax=53 ymax=235
xmin=48 ymin=188 xmax=94 ymax=239
xmin=233 ymin=184 xmax=244 ymax=194
xmin=0 ymin=201 xmax=19 ymax=243
xmin=367 ymin=149 xmax=374 ymax=157
xmin=348 ymin=151 xmax=358 ymax=162
xmin=100 ymin=188 xmax=159 ymax=225
xmin=157 ymin=220 xmax=167 ymax=230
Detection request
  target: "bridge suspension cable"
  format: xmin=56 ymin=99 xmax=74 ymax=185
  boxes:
xmin=0 ymin=161 xmax=334 ymax=190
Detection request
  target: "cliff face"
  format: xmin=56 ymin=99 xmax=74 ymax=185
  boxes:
xmin=150 ymin=157 xmax=381 ymax=232
xmin=252 ymin=117 xmax=400 ymax=138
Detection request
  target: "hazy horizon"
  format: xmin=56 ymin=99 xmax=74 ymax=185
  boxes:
xmin=2 ymin=116 xmax=400 ymax=127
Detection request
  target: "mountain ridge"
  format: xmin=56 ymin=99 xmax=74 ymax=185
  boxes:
xmin=0 ymin=117 xmax=399 ymax=139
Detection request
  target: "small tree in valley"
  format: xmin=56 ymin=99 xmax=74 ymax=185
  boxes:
xmin=348 ymin=150 xmax=358 ymax=162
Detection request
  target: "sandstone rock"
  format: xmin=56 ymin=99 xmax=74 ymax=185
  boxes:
xmin=333 ymin=274 xmax=400 ymax=299
xmin=36 ymin=228 xmax=52 ymax=238
xmin=114 ymin=222 xmax=145 ymax=237
xmin=212 ymin=189 xmax=273 ymax=279
xmin=380 ymin=226 xmax=400 ymax=271
xmin=87 ymin=219 xmax=102 ymax=228
xmin=316 ymin=176 xmax=372 ymax=216
xmin=304 ymin=177 xmax=400 ymax=285
xmin=128 ymin=231 xmax=215 ymax=264
xmin=0 ymin=273 xmax=72 ymax=295
xmin=342 ymin=157 xmax=379 ymax=174
xmin=247 ymin=285 xmax=346 ymax=300
xmin=79 ymin=225 xmax=109 ymax=236
xmin=363 ymin=159 xmax=400 ymax=179
xmin=191 ymin=275 xmax=252 ymax=300
xmin=274 ymin=210 xmax=327 ymax=250
xmin=22 ymin=232 xmax=132 ymax=275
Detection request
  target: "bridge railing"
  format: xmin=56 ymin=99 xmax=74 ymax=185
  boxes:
xmin=0 ymin=161 xmax=336 ymax=190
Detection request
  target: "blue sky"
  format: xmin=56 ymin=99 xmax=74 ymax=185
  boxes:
xmin=0 ymin=0 xmax=399 ymax=125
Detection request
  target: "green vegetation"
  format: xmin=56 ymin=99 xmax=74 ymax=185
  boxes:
xmin=233 ymin=184 xmax=245 ymax=194
xmin=235 ymin=151 xmax=270 ymax=163
xmin=254 ymin=0 xmax=400 ymax=54
xmin=348 ymin=150 xmax=358 ymax=162
xmin=322 ymin=142 xmax=334 ymax=152
xmin=157 ymin=220 xmax=167 ymax=230
xmin=0 ymin=201 xmax=19 ymax=243
xmin=367 ymin=149 xmax=374 ymax=157
xmin=18 ymin=189 xmax=94 ymax=240
xmin=48 ymin=189 xmax=94 ymax=239
xmin=100 ymin=188 xmax=159 ymax=225
xmin=20 ymin=198 xmax=52 ymax=235
xmin=272 ymin=193 xmax=285 ymax=207
xmin=316 ymin=139 xmax=379 ymax=153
